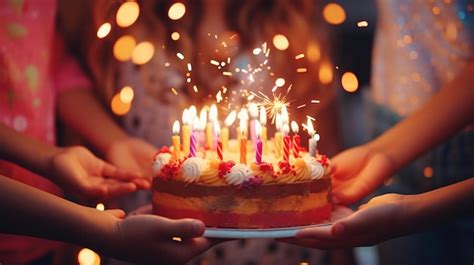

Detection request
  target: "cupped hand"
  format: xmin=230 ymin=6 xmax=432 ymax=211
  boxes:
xmin=105 ymin=137 xmax=156 ymax=181
xmin=49 ymin=146 xmax=145 ymax=199
xmin=102 ymin=214 xmax=216 ymax=264
xmin=281 ymin=193 xmax=414 ymax=249
xmin=331 ymin=144 xmax=395 ymax=204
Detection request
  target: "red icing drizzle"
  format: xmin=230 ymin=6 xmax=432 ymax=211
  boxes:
xmin=318 ymin=155 xmax=329 ymax=167
xmin=278 ymin=161 xmax=292 ymax=174
xmin=159 ymin=161 xmax=181 ymax=180
xmin=218 ymin=161 xmax=236 ymax=178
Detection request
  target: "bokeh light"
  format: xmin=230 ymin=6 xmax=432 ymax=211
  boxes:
xmin=119 ymin=86 xmax=134 ymax=103
xmin=111 ymin=93 xmax=132 ymax=116
xmin=78 ymin=248 xmax=100 ymax=265
xmin=168 ymin=2 xmax=186 ymax=20
xmin=96 ymin=23 xmax=111 ymax=39
xmin=319 ymin=62 xmax=333 ymax=84
xmin=113 ymin=35 xmax=136 ymax=61
xmin=132 ymin=41 xmax=155 ymax=65
xmin=341 ymin=72 xmax=359 ymax=92
xmin=116 ymin=1 xmax=140 ymax=28
xmin=323 ymin=3 xmax=346 ymax=25
xmin=423 ymin=167 xmax=434 ymax=178
xmin=272 ymin=34 xmax=289 ymax=50
xmin=95 ymin=203 xmax=105 ymax=211
xmin=306 ymin=42 xmax=321 ymax=62
xmin=171 ymin=31 xmax=180 ymax=41
xmin=275 ymin=78 xmax=285 ymax=87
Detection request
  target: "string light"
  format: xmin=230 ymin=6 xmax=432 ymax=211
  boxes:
xmin=116 ymin=1 xmax=140 ymax=28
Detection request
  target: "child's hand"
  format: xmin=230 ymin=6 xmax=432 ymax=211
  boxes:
xmin=281 ymin=193 xmax=414 ymax=249
xmin=331 ymin=144 xmax=395 ymax=204
xmin=105 ymin=137 xmax=156 ymax=180
xmin=49 ymin=146 xmax=146 ymax=199
xmin=99 ymin=212 xmax=215 ymax=264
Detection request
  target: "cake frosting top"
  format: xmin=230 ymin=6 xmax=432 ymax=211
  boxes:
xmin=153 ymin=144 xmax=330 ymax=187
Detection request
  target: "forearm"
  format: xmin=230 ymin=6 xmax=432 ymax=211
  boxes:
xmin=0 ymin=124 xmax=59 ymax=176
xmin=57 ymin=88 xmax=128 ymax=154
xmin=407 ymin=177 xmax=474 ymax=228
xmin=0 ymin=175 xmax=114 ymax=249
xmin=370 ymin=62 xmax=474 ymax=171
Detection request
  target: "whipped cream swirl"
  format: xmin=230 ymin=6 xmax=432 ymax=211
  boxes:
xmin=305 ymin=157 xmax=325 ymax=180
xmin=225 ymin=164 xmax=253 ymax=185
xmin=181 ymin=157 xmax=204 ymax=183
xmin=152 ymin=153 xmax=172 ymax=176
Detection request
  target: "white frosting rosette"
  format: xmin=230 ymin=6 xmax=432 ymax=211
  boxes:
xmin=305 ymin=157 xmax=325 ymax=180
xmin=181 ymin=157 xmax=204 ymax=183
xmin=224 ymin=163 xmax=253 ymax=185
xmin=152 ymin=153 xmax=172 ymax=176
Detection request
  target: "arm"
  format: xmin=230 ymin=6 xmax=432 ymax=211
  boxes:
xmin=0 ymin=124 xmax=146 ymax=198
xmin=0 ymin=175 xmax=213 ymax=264
xmin=283 ymin=177 xmax=474 ymax=249
xmin=331 ymin=61 xmax=474 ymax=203
xmin=57 ymin=89 xmax=157 ymax=178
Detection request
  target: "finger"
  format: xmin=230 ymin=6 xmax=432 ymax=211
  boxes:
xmin=332 ymin=153 xmax=390 ymax=204
xmin=102 ymin=162 xmax=142 ymax=180
xmin=330 ymin=207 xmax=382 ymax=238
xmin=153 ymin=216 xmax=205 ymax=239
xmin=132 ymin=177 xmax=151 ymax=189
xmin=159 ymin=237 xmax=214 ymax=264
xmin=100 ymin=180 xmax=137 ymax=197
xmin=296 ymin=225 xmax=334 ymax=240
xmin=106 ymin=209 xmax=126 ymax=219
xmin=81 ymin=183 xmax=107 ymax=198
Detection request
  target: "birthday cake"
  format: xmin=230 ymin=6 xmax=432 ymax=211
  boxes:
xmin=151 ymin=106 xmax=331 ymax=228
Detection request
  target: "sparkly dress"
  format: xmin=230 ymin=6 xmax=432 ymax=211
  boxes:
xmin=368 ymin=0 xmax=474 ymax=264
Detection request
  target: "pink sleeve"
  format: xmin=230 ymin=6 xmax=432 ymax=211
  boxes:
xmin=53 ymin=34 xmax=92 ymax=93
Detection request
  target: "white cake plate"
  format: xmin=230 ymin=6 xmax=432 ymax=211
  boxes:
xmin=203 ymin=206 xmax=353 ymax=239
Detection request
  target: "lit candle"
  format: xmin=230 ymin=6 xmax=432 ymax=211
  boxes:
xmin=214 ymin=121 xmax=223 ymax=161
xmin=181 ymin=108 xmax=191 ymax=157
xmin=248 ymin=102 xmax=259 ymax=145
xmin=190 ymin=117 xmax=199 ymax=157
xmin=291 ymin=121 xmax=301 ymax=158
xmin=307 ymin=117 xmax=319 ymax=157
xmin=274 ymin=113 xmax=283 ymax=158
xmin=237 ymin=108 xmax=248 ymax=142
xmin=259 ymin=106 xmax=267 ymax=147
xmin=206 ymin=104 xmax=218 ymax=149
xmin=282 ymin=123 xmax=291 ymax=162
xmin=255 ymin=121 xmax=263 ymax=164
xmin=172 ymin=120 xmax=181 ymax=160
xmin=239 ymin=118 xmax=247 ymax=165
xmin=281 ymin=105 xmax=289 ymax=125
xmin=222 ymin=110 xmax=236 ymax=150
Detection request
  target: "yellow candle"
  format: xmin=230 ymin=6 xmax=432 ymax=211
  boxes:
xmin=221 ymin=127 xmax=229 ymax=150
xmin=206 ymin=122 xmax=213 ymax=149
xmin=172 ymin=121 xmax=181 ymax=160
xmin=240 ymin=135 xmax=247 ymax=165
xmin=182 ymin=124 xmax=190 ymax=157
xmin=274 ymin=132 xmax=282 ymax=158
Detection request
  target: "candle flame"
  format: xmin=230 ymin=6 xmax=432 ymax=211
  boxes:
xmin=172 ymin=120 xmax=180 ymax=134
xmin=281 ymin=105 xmax=289 ymax=124
xmin=224 ymin=111 xmax=237 ymax=127
xmin=238 ymin=108 xmax=249 ymax=122
xmin=209 ymin=104 xmax=218 ymax=121
xmin=182 ymin=108 xmax=189 ymax=124
xmin=193 ymin=116 xmax=200 ymax=131
xmin=248 ymin=102 xmax=258 ymax=118
xmin=199 ymin=109 xmax=207 ymax=128
xmin=239 ymin=118 xmax=247 ymax=135
xmin=306 ymin=117 xmax=315 ymax=136
xmin=291 ymin=121 xmax=299 ymax=133
xmin=282 ymin=123 xmax=290 ymax=135
xmin=275 ymin=113 xmax=283 ymax=131
xmin=259 ymin=106 xmax=267 ymax=125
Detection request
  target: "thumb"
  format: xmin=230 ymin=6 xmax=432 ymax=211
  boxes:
xmin=155 ymin=217 xmax=205 ymax=239
xmin=106 ymin=209 xmax=126 ymax=219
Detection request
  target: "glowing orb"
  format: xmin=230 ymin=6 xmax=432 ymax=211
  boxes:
xmin=323 ymin=3 xmax=346 ymax=25
xmin=116 ymin=1 xmax=140 ymax=28
xmin=113 ymin=35 xmax=136 ymax=61
xmin=132 ymin=41 xmax=155 ymax=65
xmin=341 ymin=72 xmax=359 ymax=92
xmin=168 ymin=2 xmax=186 ymax=20
xmin=319 ymin=62 xmax=333 ymax=84
xmin=111 ymin=94 xmax=131 ymax=116
xmin=272 ymin=34 xmax=289 ymax=50
xmin=96 ymin=23 xmax=111 ymax=39
xmin=275 ymin=78 xmax=285 ymax=87
xmin=171 ymin=31 xmax=180 ymax=40
xmin=119 ymin=86 xmax=134 ymax=103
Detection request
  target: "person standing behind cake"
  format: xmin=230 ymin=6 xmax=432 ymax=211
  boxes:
xmin=0 ymin=0 xmax=214 ymax=263
xmin=60 ymin=0 xmax=347 ymax=264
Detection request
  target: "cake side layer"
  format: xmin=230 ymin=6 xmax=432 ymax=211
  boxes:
xmin=153 ymin=203 xmax=332 ymax=228
xmin=153 ymin=178 xmax=331 ymax=198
